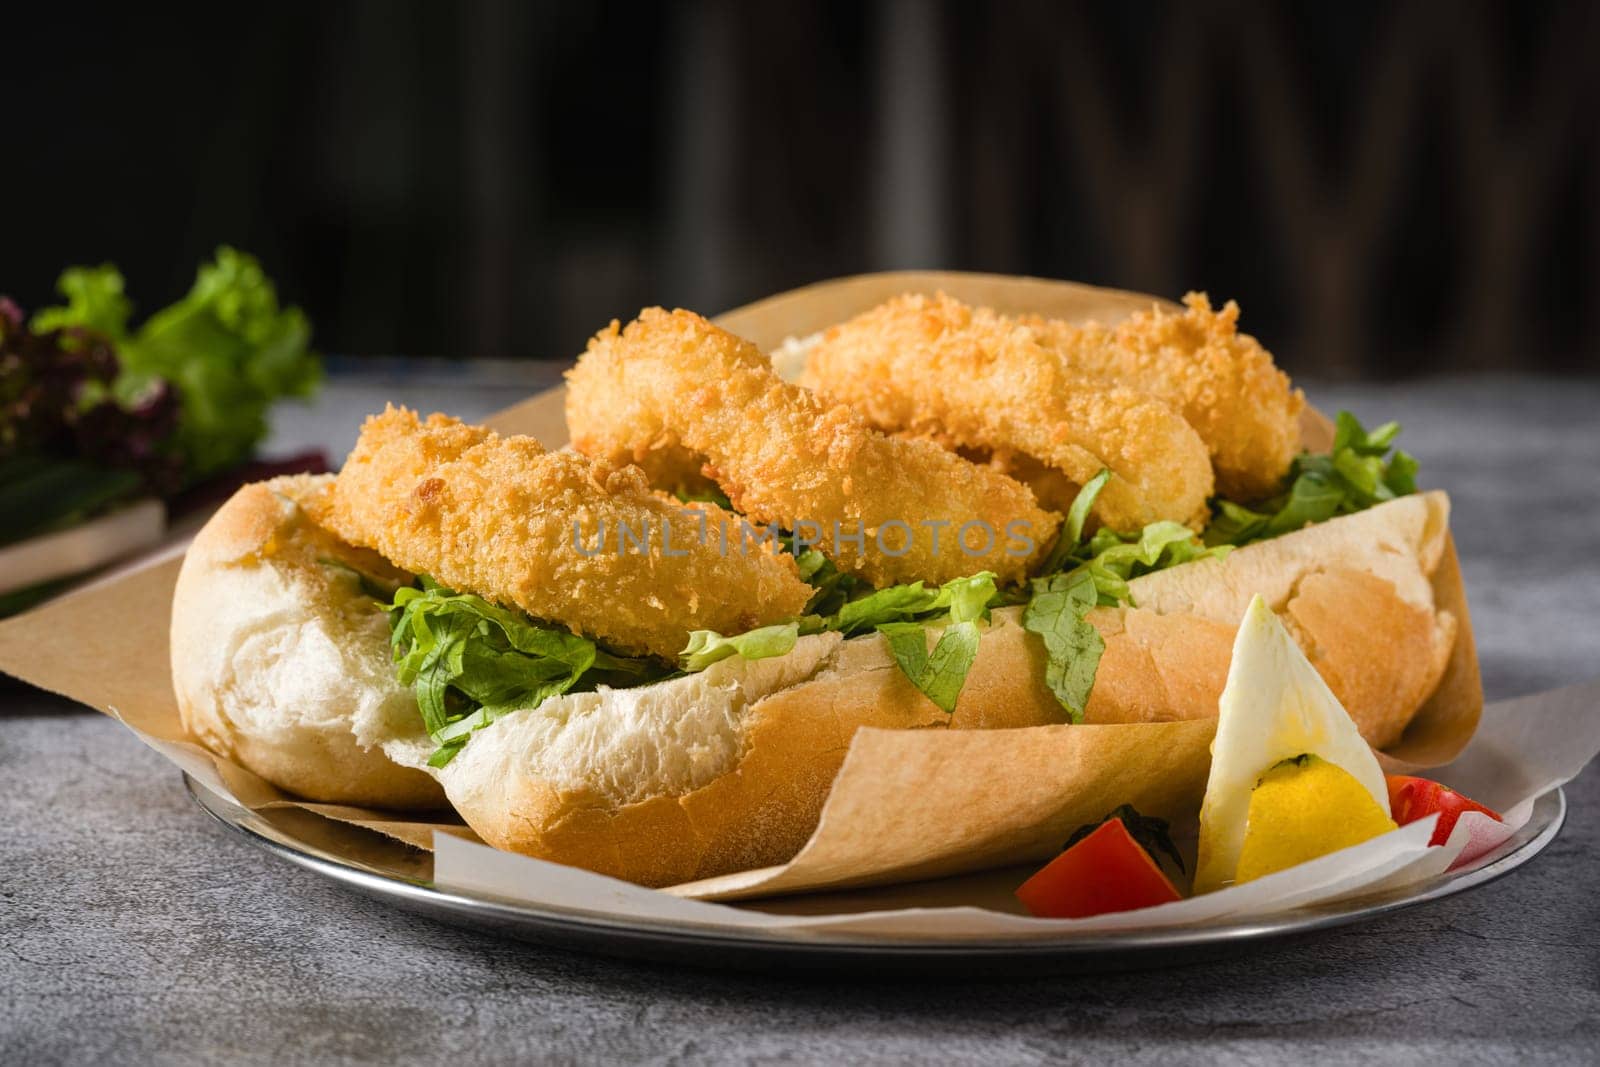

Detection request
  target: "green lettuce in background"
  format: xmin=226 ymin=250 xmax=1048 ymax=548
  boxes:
xmin=34 ymin=246 xmax=321 ymax=483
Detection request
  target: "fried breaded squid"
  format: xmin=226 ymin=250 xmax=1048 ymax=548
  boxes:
xmin=800 ymin=293 xmax=1215 ymax=532
xmin=318 ymin=407 xmax=813 ymax=660
xmin=564 ymin=308 xmax=1059 ymax=587
xmin=1020 ymin=293 xmax=1304 ymax=501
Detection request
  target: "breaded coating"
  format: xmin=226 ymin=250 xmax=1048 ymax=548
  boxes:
xmin=1021 ymin=293 xmax=1305 ymax=501
xmin=319 ymin=407 xmax=813 ymax=660
xmin=800 ymin=293 xmax=1215 ymax=532
xmin=565 ymin=308 xmax=1059 ymax=587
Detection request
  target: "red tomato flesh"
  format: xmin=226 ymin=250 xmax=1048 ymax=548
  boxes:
xmin=1385 ymin=775 xmax=1502 ymax=846
xmin=1015 ymin=818 xmax=1182 ymax=919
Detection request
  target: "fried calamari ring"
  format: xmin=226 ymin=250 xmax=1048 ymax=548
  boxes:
xmin=1019 ymin=293 xmax=1305 ymax=502
xmin=564 ymin=308 xmax=1059 ymax=587
xmin=799 ymin=292 xmax=1215 ymax=532
xmin=318 ymin=407 xmax=813 ymax=660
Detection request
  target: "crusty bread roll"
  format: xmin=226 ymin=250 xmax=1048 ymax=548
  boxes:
xmin=1086 ymin=491 xmax=1455 ymax=748
xmin=170 ymin=474 xmax=445 ymax=809
xmin=171 ymin=479 xmax=1455 ymax=884
xmin=442 ymin=611 xmax=1066 ymax=885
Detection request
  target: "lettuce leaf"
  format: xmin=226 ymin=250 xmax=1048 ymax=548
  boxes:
xmin=1024 ymin=471 xmax=1229 ymax=721
xmin=1037 ymin=468 xmax=1111 ymax=574
xmin=824 ymin=580 xmax=944 ymax=635
xmin=680 ymin=622 xmax=799 ymax=671
xmin=689 ymin=571 xmax=1003 ymax=714
xmin=1022 ymin=569 xmax=1103 ymax=723
xmin=669 ymin=501 xmax=1002 ymax=710
xmin=387 ymin=579 xmax=668 ymax=766
xmin=1204 ymin=411 xmax=1418 ymax=547
xmin=873 ymin=572 xmax=997 ymax=713
xmin=793 ymin=547 xmax=864 ymax=619
xmin=33 ymin=248 xmax=322 ymax=484
xmin=30 ymin=265 xmax=133 ymax=339
xmin=1038 ymin=475 xmax=1228 ymax=603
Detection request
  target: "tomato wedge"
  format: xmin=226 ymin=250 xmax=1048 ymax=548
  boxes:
xmin=1385 ymin=775 xmax=1502 ymax=846
xmin=1015 ymin=818 xmax=1182 ymax=919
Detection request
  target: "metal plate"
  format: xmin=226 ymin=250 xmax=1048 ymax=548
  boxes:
xmin=185 ymin=774 xmax=1565 ymax=976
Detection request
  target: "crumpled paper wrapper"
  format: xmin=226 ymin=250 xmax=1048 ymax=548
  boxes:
xmin=438 ymin=679 xmax=1595 ymax=935
xmin=0 ymin=272 xmax=1487 ymax=909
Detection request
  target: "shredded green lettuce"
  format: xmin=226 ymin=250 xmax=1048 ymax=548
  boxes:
xmin=1024 ymin=473 xmax=1230 ymax=722
xmin=1023 ymin=569 xmax=1104 ymax=722
xmin=688 ymin=571 xmax=1003 ymax=714
xmin=815 ymin=579 xmax=952 ymax=636
xmin=387 ymin=579 xmax=668 ymax=766
xmin=792 ymin=546 xmax=860 ymax=618
xmin=391 ymin=569 xmax=1008 ymax=764
xmin=680 ymin=623 xmax=800 ymax=672
xmin=872 ymin=572 xmax=998 ymax=713
xmin=1037 ymin=469 xmax=1111 ymax=574
xmin=1204 ymin=411 xmax=1418 ymax=547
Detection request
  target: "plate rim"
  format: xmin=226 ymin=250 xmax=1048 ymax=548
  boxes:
xmin=182 ymin=773 xmax=1566 ymax=959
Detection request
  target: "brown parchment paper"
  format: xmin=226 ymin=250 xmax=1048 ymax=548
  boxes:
xmin=0 ymin=271 xmax=1484 ymax=901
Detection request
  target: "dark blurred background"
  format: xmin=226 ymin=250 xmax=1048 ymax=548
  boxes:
xmin=4 ymin=0 xmax=1597 ymax=378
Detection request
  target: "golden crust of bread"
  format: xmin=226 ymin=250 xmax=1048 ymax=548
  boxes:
xmin=171 ymin=475 xmax=444 ymax=810
xmin=442 ymin=610 xmax=1064 ymax=886
xmin=1084 ymin=492 xmax=1456 ymax=749
xmin=1088 ymin=567 xmax=1455 ymax=748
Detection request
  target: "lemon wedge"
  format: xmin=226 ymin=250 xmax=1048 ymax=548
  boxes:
xmin=1234 ymin=755 xmax=1398 ymax=883
xmin=1194 ymin=594 xmax=1392 ymax=893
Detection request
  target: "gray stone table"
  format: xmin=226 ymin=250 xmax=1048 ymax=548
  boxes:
xmin=3 ymin=373 xmax=1598 ymax=1065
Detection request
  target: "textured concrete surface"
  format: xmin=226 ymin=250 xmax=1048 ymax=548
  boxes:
xmin=3 ymin=375 xmax=1599 ymax=1065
